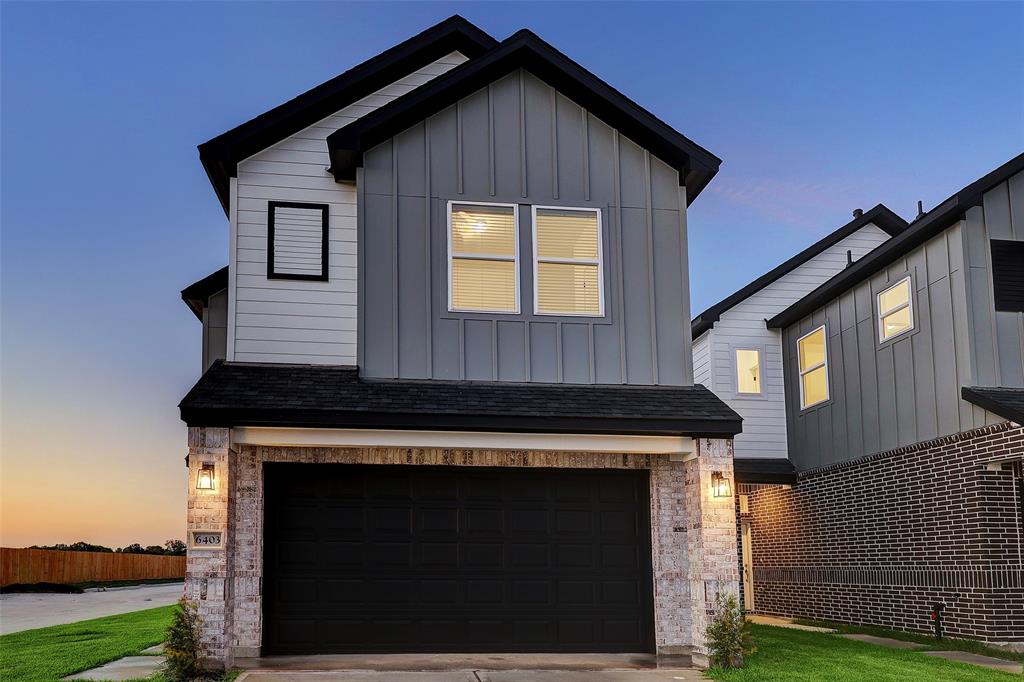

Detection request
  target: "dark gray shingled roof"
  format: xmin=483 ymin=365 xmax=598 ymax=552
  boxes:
xmin=733 ymin=457 xmax=797 ymax=484
xmin=962 ymin=387 xmax=1024 ymax=425
xmin=180 ymin=361 xmax=743 ymax=437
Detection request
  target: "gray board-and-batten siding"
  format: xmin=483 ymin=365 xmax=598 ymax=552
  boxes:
xmin=358 ymin=68 xmax=694 ymax=386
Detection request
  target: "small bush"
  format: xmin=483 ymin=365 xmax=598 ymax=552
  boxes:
xmin=705 ymin=592 xmax=755 ymax=669
xmin=162 ymin=598 xmax=205 ymax=681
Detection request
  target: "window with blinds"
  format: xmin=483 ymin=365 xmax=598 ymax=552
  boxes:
xmin=267 ymin=201 xmax=329 ymax=281
xmin=532 ymin=207 xmax=604 ymax=316
xmin=448 ymin=202 xmax=519 ymax=313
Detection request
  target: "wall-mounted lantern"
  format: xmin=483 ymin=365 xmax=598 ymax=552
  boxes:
xmin=711 ymin=471 xmax=732 ymax=498
xmin=196 ymin=462 xmax=215 ymax=490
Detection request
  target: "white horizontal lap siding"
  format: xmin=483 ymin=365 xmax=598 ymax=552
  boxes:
xmin=230 ymin=52 xmax=469 ymax=364
xmin=708 ymin=223 xmax=891 ymax=458
xmin=693 ymin=331 xmax=712 ymax=386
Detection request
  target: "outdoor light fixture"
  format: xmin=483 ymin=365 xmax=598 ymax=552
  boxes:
xmin=196 ymin=462 xmax=215 ymax=490
xmin=711 ymin=471 xmax=732 ymax=498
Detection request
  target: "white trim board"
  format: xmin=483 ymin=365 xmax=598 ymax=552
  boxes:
xmin=232 ymin=427 xmax=695 ymax=457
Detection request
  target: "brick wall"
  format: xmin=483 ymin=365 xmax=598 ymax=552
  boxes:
xmin=744 ymin=423 xmax=1024 ymax=642
xmin=185 ymin=430 xmax=739 ymax=665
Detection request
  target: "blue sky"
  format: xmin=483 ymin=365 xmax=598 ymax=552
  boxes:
xmin=2 ymin=1 xmax=1022 ymax=546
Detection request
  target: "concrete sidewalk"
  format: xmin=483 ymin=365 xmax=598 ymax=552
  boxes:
xmin=0 ymin=582 xmax=182 ymax=634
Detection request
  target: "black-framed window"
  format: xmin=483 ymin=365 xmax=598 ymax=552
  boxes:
xmin=991 ymin=239 xmax=1024 ymax=312
xmin=267 ymin=201 xmax=329 ymax=281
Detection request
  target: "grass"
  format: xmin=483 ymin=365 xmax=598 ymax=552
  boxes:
xmin=72 ymin=577 xmax=184 ymax=591
xmin=706 ymin=624 xmax=1022 ymax=681
xmin=0 ymin=605 xmax=173 ymax=681
xmin=792 ymin=617 xmax=1024 ymax=664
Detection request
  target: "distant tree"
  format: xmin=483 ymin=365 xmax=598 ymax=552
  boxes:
xmin=29 ymin=541 xmax=113 ymax=553
xmin=164 ymin=540 xmax=187 ymax=556
xmin=144 ymin=545 xmax=165 ymax=555
xmin=119 ymin=543 xmax=145 ymax=554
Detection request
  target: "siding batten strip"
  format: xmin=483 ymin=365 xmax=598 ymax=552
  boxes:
xmin=456 ymin=101 xmax=464 ymax=195
xmin=392 ymin=140 xmax=399 ymax=376
xmin=612 ymin=133 xmax=626 ymax=383
xmin=644 ymin=151 xmax=659 ymax=384
xmin=356 ymin=168 xmax=366 ymax=370
xmin=487 ymin=83 xmax=495 ymax=197
xmin=519 ymin=70 xmax=527 ymax=199
xmin=424 ymin=119 xmax=433 ymax=376
xmin=582 ymin=109 xmax=590 ymax=202
xmin=551 ymin=88 xmax=558 ymax=200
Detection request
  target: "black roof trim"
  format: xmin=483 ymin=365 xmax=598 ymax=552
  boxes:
xmin=768 ymin=152 xmax=1024 ymax=330
xmin=691 ymin=205 xmax=908 ymax=339
xmin=198 ymin=16 xmax=497 ymax=214
xmin=733 ymin=457 xmax=797 ymax=485
xmin=181 ymin=266 xmax=228 ymax=320
xmin=180 ymin=361 xmax=743 ymax=437
xmin=326 ymin=29 xmax=721 ymax=204
xmin=962 ymin=386 xmax=1024 ymax=425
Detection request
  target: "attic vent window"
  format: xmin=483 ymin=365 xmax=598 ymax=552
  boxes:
xmin=267 ymin=201 xmax=329 ymax=281
xmin=991 ymin=239 xmax=1024 ymax=312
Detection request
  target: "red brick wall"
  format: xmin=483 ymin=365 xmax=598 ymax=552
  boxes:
xmin=743 ymin=423 xmax=1024 ymax=642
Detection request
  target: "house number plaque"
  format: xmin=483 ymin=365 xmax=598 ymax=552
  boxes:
xmin=189 ymin=530 xmax=223 ymax=550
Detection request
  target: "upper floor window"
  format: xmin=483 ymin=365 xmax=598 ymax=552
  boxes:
xmin=877 ymin=277 xmax=914 ymax=342
xmin=797 ymin=326 xmax=829 ymax=409
xmin=735 ymin=348 xmax=762 ymax=395
xmin=532 ymin=206 xmax=604 ymax=316
xmin=267 ymin=201 xmax=329 ymax=281
xmin=991 ymin=239 xmax=1024 ymax=312
xmin=447 ymin=202 xmax=519 ymax=313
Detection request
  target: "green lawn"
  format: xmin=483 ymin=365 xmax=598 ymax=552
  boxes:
xmin=792 ymin=618 xmax=1024 ymax=664
xmin=707 ymin=624 xmax=1022 ymax=681
xmin=0 ymin=605 xmax=173 ymax=682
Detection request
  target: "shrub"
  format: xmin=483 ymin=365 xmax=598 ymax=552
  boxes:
xmin=162 ymin=598 xmax=206 ymax=681
xmin=705 ymin=592 xmax=755 ymax=668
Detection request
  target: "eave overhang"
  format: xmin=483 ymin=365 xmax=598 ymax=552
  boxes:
xmin=326 ymin=30 xmax=721 ymax=204
xmin=180 ymin=266 xmax=228 ymax=320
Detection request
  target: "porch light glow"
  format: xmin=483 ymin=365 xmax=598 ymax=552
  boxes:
xmin=197 ymin=462 xmax=215 ymax=490
xmin=711 ymin=471 xmax=732 ymax=498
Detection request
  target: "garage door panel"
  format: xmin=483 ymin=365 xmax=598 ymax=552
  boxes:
xmin=263 ymin=464 xmax=654 ymax=653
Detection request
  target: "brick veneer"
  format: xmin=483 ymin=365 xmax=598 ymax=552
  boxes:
xmin=185 ymin=431 xmax=739 ymax=666
xmin=743 ymin=422 xmax=1024 ymax=642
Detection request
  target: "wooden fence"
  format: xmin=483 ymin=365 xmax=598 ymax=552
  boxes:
xmin=0 ymin=547 xmax=186 ymax=586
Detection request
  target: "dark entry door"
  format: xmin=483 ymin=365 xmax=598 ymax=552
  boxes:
xmin=262 ymin=464 xmax=654 ymax=654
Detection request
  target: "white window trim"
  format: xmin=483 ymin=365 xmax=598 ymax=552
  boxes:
xmin=446 ymin=200 xmax=520 ymax=314
xmin=797 ymin=325 xmax=829 ymax=410
xmin=876 ymin=276 xmax=915 ymax=343
xmin=531 ymin=205 xmax=605 ymax=317
xmin=733 ymin=347 xmax=764 ymax=396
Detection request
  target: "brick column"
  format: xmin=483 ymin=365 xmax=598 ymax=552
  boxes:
xmin=683 ymin=438 xmax=740 ymax=667
xmin=185 ymin=427 xmax=235 ymax=668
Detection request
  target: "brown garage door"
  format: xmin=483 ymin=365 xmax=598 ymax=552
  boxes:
xmin=262 ymin=463 xmax=654 ymax=654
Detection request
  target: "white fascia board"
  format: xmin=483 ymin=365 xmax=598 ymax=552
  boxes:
xmin=231 ymin=427 xmax=695 ymax=457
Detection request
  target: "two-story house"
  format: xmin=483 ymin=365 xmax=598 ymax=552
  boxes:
xmin=699 ymin=153 xmax=1024 ymax=644
xmin=179 ymin=17 xmax=746 ymax=668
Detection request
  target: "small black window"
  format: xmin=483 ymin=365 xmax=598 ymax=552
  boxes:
xmin=991 ymin=239 xmax=1024 ymax=312
xmin=267 ymin=201 xmax=329 ymax=281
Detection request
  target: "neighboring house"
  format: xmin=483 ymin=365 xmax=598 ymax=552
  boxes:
xmin=179 ymin=17 xmax=747 ymax=668
xmin=703 ymin=153 xmax=1024 ymax=643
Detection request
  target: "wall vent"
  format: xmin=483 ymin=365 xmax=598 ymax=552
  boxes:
xmin=267 ymin=201 xmax=329 ymax=281
xmin=991 ymin=239 xmax=1024 ymax=312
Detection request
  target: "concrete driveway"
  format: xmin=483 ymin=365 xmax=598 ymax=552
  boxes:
xmin=237 ymin=673 xmax=703 ymax=681
xmin=0 ymin=582 xmax=183 ymax=634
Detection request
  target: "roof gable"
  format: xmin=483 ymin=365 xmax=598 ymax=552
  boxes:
xmin=768 ymin=152 xmax=1024 ymax=330
xmin=181 ymin=266 xmax=228 ymax=320
xmin=198 ymin=16 xmax=497 ymax=214
xmin=691 ymin=204 xmax=907 ymax=339
xmin=326 ymin=30 xmax=721 ymax=203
